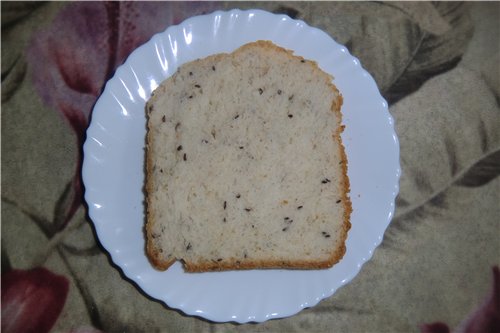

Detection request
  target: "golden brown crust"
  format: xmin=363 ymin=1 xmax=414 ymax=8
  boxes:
xmin=332 ymin=93 xmax=353 ymax=272
xmin=144 ymin=40 xmax=352 ymax=272
xmin=146 ymin=241 xmax=176 ymax=271
xmin=184 ymin=257 xmax=341 ymax=273
xmin=144 ymin=101 xmax=162 ymax=269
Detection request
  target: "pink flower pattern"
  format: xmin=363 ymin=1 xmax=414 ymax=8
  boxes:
xmin=2 ymin=268 xmax=70 ymax=333
xmin=7 ymin=2 xmax=221 ymax=332
xmin=17 ymin=2 xmax=499 ymax=331
xmin=26 ymin=1 xmax=219 ymax=229
xmin=421 ymin=266 xmax=500 ymax=333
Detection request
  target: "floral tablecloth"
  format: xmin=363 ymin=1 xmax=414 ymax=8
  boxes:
xmin=2 ymin=2 xmax=499 ymax=332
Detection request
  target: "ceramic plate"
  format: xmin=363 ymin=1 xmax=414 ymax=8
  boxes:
xmin=82 ymin=9 xmax=400 ymax=323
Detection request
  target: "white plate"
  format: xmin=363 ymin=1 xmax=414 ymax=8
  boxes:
xmin=82 ymin=9 xmax=400 ymax=323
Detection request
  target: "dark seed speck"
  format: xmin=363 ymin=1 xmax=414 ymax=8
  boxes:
xmin=177 ymin=145 xmax=183 ymax=151
xmin=336 ymin=199 xmax=342 ymax=203
xmin=183 ymin=153 xmax=187 ymax=161
xmin=258 ymin=88 xmax=264 ymax=95
xmin=288 ymin=114 xmax=294 ymax=118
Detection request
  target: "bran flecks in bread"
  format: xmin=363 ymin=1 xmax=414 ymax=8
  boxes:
xmin=145 ymin=41 xmax=351 ymax=272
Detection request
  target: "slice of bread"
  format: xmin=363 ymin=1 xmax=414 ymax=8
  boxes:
xmin=145 ymin=41 xmax=351 ymax=272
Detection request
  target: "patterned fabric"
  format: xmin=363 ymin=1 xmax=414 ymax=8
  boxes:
xmin=2 ymin=2 xmax=499 ymax=332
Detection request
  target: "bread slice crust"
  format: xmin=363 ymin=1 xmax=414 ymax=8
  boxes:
xmin=145 ymin=40 xmax=351 ymax=272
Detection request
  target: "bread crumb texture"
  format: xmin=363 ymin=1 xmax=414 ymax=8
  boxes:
xmin=145 ymin=41 xmax=351 ymax=272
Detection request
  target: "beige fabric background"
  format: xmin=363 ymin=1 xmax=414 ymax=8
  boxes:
xmin=2 ymin=2 xmax=499 ymax=332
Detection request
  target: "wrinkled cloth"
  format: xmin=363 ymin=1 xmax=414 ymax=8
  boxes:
xmin=1 ymin=2 xmax=499 ymax=332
